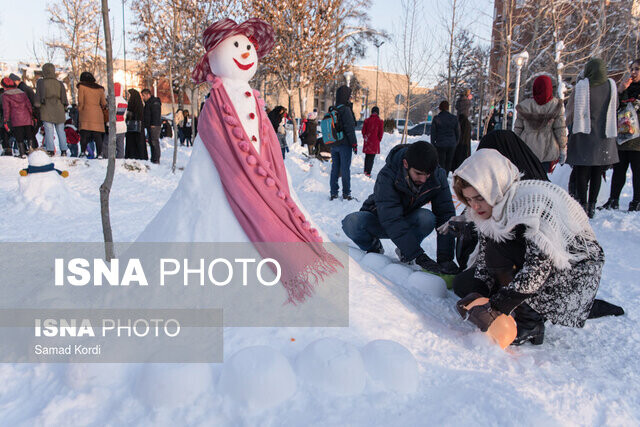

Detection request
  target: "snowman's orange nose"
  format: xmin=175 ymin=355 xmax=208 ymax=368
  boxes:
xmin=241 ymin=52 xmax=250 ymax=59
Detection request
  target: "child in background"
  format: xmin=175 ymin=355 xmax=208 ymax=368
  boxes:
xmin=64 ymin=118 xmax=80 ymax=157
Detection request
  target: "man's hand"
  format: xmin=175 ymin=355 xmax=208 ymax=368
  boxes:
xmin=415 ymin=253 xmax=440 ymax=273
xmin=437 ymin=215 xmax=473 ymax=240
xmin=415 ymin=254 xmax=460 ymax=275
xmin=438 ymin=260 xmax=460 ymax=275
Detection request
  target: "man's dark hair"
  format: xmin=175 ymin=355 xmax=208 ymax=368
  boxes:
xmin=404 ymin=140 xmax=438 ymax=174
xmin=141 ymin=88 xmax=152 ymax=96
xmin=371 ymin=106 xmax=380 ymax=115
xmin=439 ymin=100 xmax=449 ymax=111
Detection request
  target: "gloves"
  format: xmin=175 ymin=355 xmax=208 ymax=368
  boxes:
xmin=489 ymin=287 xmax=529 ymax=315
xmin=3 ymin=122 xmax=9 ymax=133
xmin=456 ymin=293 xmax=501 ymax=332
xmin=438 ymin=260 xmax=461 ymax=275
xmin=415 ymin=253 xmax=440 ymax=273
xmin=353 ymin=145 xmax=357 ymax=154
xmin=415 ymin=253 xmax=459 ymax=275
xmin=559 ymin=147 xmax=567 ymax=165
xmin=437 ymin=216 xmax=473 ymax=239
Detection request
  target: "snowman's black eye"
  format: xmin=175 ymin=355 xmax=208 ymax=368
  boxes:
xmin=247 ymin=44 xmax=251 ymax=50
xmin=234 ymin=41 xmax=239 ymax=47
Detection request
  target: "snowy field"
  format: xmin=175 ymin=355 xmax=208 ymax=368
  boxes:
xmin=0 ymin=133 xmax=639 ymax=425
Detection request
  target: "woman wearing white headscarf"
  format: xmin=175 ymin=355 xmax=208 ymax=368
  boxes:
xmin=451 ymin=149 xmax=622 ymax=345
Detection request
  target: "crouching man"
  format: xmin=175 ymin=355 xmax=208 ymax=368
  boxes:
xmin=342 ymin=140 xmax=459 ymax=275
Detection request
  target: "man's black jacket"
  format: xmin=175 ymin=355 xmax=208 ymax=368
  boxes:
xmin=360 ymin=144 xmax=456 ymax=261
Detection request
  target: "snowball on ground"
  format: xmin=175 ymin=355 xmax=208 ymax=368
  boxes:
xmin=134 ymin=363 xmax=212 ymax=409
xmin=295 ymin=337 xmax=366 ymax=396
xmin=360 ymin=252 xmax=392 ymax=271
xmin=381 ymin=263 xmax=414 ymax=284
xmin=65 ymin=364 xmax=130 ymax=392
xmin=360 ymin=340 xmax=419 ymax=393
xmin=405 ymin=271 xmax=448 ymax=298
xmin=219 ymin=346 xmax=296 ymax=412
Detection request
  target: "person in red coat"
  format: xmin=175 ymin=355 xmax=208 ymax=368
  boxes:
xmin=362 ymin=106 xmax=384 ymax=177
xmin=2 ymin=77 xmax=33 ymax=158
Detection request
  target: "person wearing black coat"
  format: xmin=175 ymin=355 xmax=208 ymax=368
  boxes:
xmin=342 ymin=141 xmax=458 ymax=275
xmin=430 ymin=100 xmax=460 ymax=173
xmin=141 ymin=88 xmax=162 ymax=163
xmin=453 ymin=89 xmax=473 ymax=171
xmin=125 ymin=89 xmax=147 ymax=160
xmin=300 ymin=111 xmax=318 ymax=155
xmin=330 ymin=85 xmax=358 ymax=200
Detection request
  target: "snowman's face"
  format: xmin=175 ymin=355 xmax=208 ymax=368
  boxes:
xmin=208 ymin=34 xmax=258 ymax=81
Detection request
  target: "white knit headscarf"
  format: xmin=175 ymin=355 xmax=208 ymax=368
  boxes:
xmin=454 ymin=149 xmax=597 ymax=269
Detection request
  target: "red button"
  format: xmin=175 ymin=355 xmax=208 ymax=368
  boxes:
xmin=249 ymin=113 xmax=255 ymax=119
xmin=251 ymin=135 xmax=257 ymax=142
xmin=245 ymin=91 xmax=252 ymax=97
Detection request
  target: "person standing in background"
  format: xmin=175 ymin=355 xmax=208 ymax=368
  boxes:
xmin=77 ymin=71 xmax=107 ymax=158
xmin=361 ymin=106 xmax=383 ymax=177
xmin=35 ymin=63 xmax=69 ymax=156
xmin=565 ymin=58 xmax=619 ymax=218
xmin=452 ymin=89 xmax=473 ymax=171
xmin=430 ymin=100 xmax=460 ymax=173
xmin=141 ymin=88 xmax=162 ymax=164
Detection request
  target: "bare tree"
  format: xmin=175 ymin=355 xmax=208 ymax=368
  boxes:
xmin=441 ymin=0 xmax=469 ymax=106
xmin=246 ymin=0 xmax=378 ymax=140
xmin=46 ymin=0 xmax=103 ymax=103
xmin=99 ymin=0 xmax=117 ymax=260
xmin=391 ymin=0 xmax=438 ymax=143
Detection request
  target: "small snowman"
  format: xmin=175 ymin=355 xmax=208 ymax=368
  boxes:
xmin=19 ymin=149 xmax=69 ymax=178
xmin=16 ymin=149 xmax=90 ymax=214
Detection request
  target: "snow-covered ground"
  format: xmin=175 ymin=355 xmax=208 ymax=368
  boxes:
xmin=0 ymin=133 xmax=639 ymax=425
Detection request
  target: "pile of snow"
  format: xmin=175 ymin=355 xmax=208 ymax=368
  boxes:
xmin=0 ymin=130 xmax=638 ymax=424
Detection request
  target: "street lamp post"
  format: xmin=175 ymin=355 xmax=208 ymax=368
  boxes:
xmin=512 ymin=51 xmax=529 ymax=130
xmin=374 ymin=40 xmax=384 ymax=107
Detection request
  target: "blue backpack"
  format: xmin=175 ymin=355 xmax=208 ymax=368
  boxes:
xmin=320 ymin=105 xmax=344 ymax=145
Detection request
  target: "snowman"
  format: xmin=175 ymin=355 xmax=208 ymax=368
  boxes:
xmin=137 ymin=19 xmax=341 ymax=303
xmin=15 ymin=149 xmax=90 ymax=214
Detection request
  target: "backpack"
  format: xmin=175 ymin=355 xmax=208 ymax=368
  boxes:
xmin=320 ymin=105 xmax=344 ymax=145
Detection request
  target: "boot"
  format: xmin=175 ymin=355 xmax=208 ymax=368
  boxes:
xmin=46 ymin=150 xmax=55 ymax=157
xmin=587 ymin=202 xmax=596 ymax=219
xmin=629 ymin=200 xmax=640 ymax=212
xmin=511 ymin=303 xmax=545 ymax=346
xmin=598 ymin=198 xmax=619 ymax=210
xmin=512 ymin=322 xmax=545 ymax=345
xmin=18 ymin=142 xmax=27 ymax=158
xmin=60 ymin=150 xmax=68 ymax=157
xmin=588 ymin=299 xmax=624 ymax=319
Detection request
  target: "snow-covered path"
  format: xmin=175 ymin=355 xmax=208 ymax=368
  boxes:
xmin=0 ymin=135 xmax=638 ymax=425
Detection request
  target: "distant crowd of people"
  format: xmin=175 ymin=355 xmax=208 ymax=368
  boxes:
xmin=0 ymin=63 xmax=202 ymax=164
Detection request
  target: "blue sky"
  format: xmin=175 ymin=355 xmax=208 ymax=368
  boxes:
xmin=1 ymin=0 xmax=493 ymax=80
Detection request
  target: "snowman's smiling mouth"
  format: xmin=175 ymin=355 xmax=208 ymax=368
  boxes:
xmin=233 ymin=58 xmax=254 ymax=70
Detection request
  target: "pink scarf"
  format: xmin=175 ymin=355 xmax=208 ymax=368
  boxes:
xmin=198 ymin=77 xmax=342 ymax=303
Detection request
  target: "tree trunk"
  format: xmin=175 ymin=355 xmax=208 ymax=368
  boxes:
xmin=99 ymin=0 xmax=116 ymax=261
xmin=169 ymin=2 xmax=179 ymax=174
xmin=502 ymin=0 xmax=513 ymax=130
xmin=446 ymin=0 xmax=457 ymax=108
